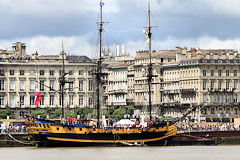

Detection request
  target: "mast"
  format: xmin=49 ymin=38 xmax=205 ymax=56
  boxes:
xmin=96 ymin=1 xmax=104 ymax=128
xmin=146 ymin=2 xmax=153 ymax=120
xmin=61 ymin=43 xmax=65 ymax=118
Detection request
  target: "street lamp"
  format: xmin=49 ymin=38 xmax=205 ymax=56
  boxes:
xmin=17 ymin=101 xmax=24 ymax=119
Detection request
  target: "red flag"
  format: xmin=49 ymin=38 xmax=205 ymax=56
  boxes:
xmin=34 ymin=87 xmax=41 ymax=106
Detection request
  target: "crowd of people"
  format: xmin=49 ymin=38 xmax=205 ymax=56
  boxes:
xmin=1 ymin=121 xmax=240 ymax=134
xmin=0 ymin=124 xmax=27 ymax=134
xmin=177 ymin=123 xmax=240 ymax=132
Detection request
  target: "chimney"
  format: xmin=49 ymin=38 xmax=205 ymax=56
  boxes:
xmin=229 ymin=53 xmax=234 ymax=60
xmin=213 ymin=53 xmax=218 ymax=60
xmin=221 ymin=54 xmax=226 ymax=60
xmin=116 ymin=45 xmax=120 ymax=57
xmin=182 ymin=47 xmax=188 ymax=55
xmin=205 ymin=53 xmax=210 ymax=59
xmin=121 ymin=45 xmax=126 ymax=56
xmin=12 ymin=42 xmax=26 ymax=55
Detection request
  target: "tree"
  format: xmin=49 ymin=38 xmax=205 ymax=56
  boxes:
xmin=0 ymin=109 xmax=14 ymax=119
xmin=65 ymin=110 xmax=77 ymax=118
xmin=111 ymin=107 xmax=126 ymax=120
xmin=74 ymin=108 xmax=93 ymax=119
xmin=30 ymin=109 xmax=48 ymax=119
xmin=48 ymin=108 xmax=62 ymax=119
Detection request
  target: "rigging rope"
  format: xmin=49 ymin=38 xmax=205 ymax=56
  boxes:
xmin=6 ymin=132 xmax=35 ymax=145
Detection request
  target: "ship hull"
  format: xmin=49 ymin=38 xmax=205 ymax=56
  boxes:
xmin=26 ymin=117 xmax=177 ymax=147
xmin=33 ymin=131 xmax=174 ymax=147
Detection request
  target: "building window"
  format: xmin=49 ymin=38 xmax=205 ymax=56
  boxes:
xmin=10 ymin=70 xmax=14 ymax=75
xmin=29 ymin=70 xmax=35 ymax=76
xmin=79 ymin=80 xmax=83 ymax=91
xmin=40 ymin=95 xmax=44 ymax=105
xmin=234 ymin=94 xmax=237 ymax=103
xmin=234 ymin=108 xmax=238 ymax=114
xmin=218 ymin=95 xmax=223 ymax=105
xmin=30 ymin=95 xmax=34 ymax=105
xmin=211 ymin=108 xmax=215 ymax=114
xmin=30 ymin=80 xmax=35 ymax=91
xmin=210 ymin=70 xmax=214 ymax=76
xmin=69 ymin=70 xmax=73 ymax=75
xmin=168 ymin=58 xmax=171 ymax=62
xmin=202 ymin=108 xmax=207 ymax=115
xmin=226 ymin=70 xmax=230 ymax=76
xmin=226 ymin=95 xmax=230 ymax=104
xmin=89 ymin=96 xmax=93 ymax=107
xmin=50 ymin=70 xmax=54 ymax=76
xmin=234 ymin=70 xmax=238 ymax=76
xmin=211 ymin=81 xmax=214 ymax=89
xmin=20 ymin=80 xmax=25 ymax=91
xmin=226 ymin=108 xmax=230 ymax=115
xmin=218 ymin=70 xmax=222 ymax=76
xmin=79 ymin=70 xmax=84 ymax=75
xmin=10 ymin=95 xmax=14 ymax=107
xmin=234 ymin=80 xmax=238 ymax=89
xmin=203 ymin=94 xmax=207 ymax=103
xmin=79 ymin=95 xmax=83 ymax=107
xmin=0 ymin=95 xmax=4 ymax=106
xmin=69 ymin=81 xmax=73 ymax=91
xmin=50 ymin=80 xmax=54 ymax=91
xmin=89 ymin=80 xmax=93 ymax=91
xmin=50 ymin=95 xmax=54 ymax=105
xmin=211 ymin=95 xmax=215 ymax=104
xmin=203 ymin=80 xmax=206 ymax=90
xmin=20 ymin=70 xmax=24 ymax=75
xmin=218 ymin=80 xmax=222 ymax=90
xmin=40 ymin=70 xmax=44 ymax=75
xmin=10 ymin=80 xmax=15 ymax=91
xmin=0 ymin=70 xmax=4 ymax=76
xmin=218 ymin=108 xmax=223 ymax=115
xmin=40 ymin=80 xmax=44 ymax=91
xmin=69 ymin=95 xmax=74 ymax=106
xmin=20 ymin=95 xmax=24 ymax=106
xmin=0 ymin=80 xmax=4 ymax=90
xmin=226 ymin=81 xmax=230 ymax=90
xmin=88 ymin=70 xmax=93 ymax=76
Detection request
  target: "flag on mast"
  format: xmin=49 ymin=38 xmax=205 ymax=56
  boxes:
xmin=34 ymin=87 xmax=41 ymax=106
xmin=100 ymin=0 xmax=104 ymax=6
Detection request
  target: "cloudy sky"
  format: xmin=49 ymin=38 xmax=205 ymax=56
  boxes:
xmin=1 ymin=0 xmax=240 ymax=58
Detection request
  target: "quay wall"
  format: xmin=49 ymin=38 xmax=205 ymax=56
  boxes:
xmin=0 ymin=133 xmax=35 ymax=147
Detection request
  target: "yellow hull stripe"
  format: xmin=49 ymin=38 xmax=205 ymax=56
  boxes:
xmin=47 ymin=132 xmax=176 ymax=143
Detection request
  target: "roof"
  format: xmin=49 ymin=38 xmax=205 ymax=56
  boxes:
xmin=67 ymin=55 xmax=92 ymax=63
xmin=109 ymin=63 xmax=133 ymax=69
xmin=136 ymin=50 xmax=177 ymax=59
xmin=153 ymin=50 xmax=177 ymax=57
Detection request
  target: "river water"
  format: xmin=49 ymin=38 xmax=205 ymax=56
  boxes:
xmin=0 ymin=146 xmax=239 ymax=160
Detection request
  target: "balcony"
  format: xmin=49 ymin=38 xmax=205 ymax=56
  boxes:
xmin=208 ymin=87 xmax=235 ymax=92
xmin=113 ymin=89 xmax=127 ymax=94
xmin=180 ymin=88 xmax=196 ymax=93
xmin=163 ymin=89 xmax=180 ymax=94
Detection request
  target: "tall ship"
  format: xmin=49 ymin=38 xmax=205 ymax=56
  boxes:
xmin=25 ymin=2 xmax=178 ymax=147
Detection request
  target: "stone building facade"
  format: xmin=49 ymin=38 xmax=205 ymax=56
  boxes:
xmin=0 ymin=42 xmax=96 ymax=117
xmin=162 ymin=49 xmax=240 ymax=122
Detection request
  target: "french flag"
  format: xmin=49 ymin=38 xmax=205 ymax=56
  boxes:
xmin=100 ymin=0 xmax=104 ymax=6
xmin=34 ymin=87 xmax=41 ymax=106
